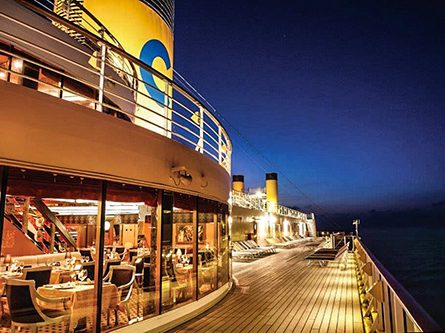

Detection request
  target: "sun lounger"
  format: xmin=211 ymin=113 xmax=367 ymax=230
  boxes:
xmin=305 ymin=242 xmax=349 ymax=267
xmin=244 ymin=240 xmax=276 ymax=254
xmin=236 ymin=241 xmax=268 ymax=256
xmin=266 ymin=238 xmax=292 ymax=248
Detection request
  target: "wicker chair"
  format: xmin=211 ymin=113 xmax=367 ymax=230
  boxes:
xmin=6 ymin=279 xmax=71 ymax=333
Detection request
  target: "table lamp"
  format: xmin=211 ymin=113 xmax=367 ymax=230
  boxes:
xmin=4 ymin=254 xmax=12 ymax=271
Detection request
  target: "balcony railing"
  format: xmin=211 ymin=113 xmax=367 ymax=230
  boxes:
xmin=231 ymin=191 xmax=308 ymax=220
xmin=231 ymin=191 xmax=266 ymax=211
xmin=0 ymin=0 xmax=232 ymax=174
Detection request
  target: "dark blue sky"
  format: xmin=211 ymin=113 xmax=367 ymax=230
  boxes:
xmin=174 ymin=1 xmax=445 ymax=213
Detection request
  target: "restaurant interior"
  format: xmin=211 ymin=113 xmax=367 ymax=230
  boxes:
xmin=0 ymin=165 xmax=230 ymax=332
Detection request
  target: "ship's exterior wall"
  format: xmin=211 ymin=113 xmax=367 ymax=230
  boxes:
xmin=0 ymin=82 xmax=229 ymax=203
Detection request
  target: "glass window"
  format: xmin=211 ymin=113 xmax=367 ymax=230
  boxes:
xmin=1 ymin=167 xmax=101 ymax=333
xmin=62 ymin=77 xmax=96 ymax=109
xmin=0 ymin=54 xmax=9 ymax=81
xmin=9 ymin=57 xmax=23 ymax=85
xmin=102 ymin=181 xmax=159 ymax=330
xmin=217 ymin=204 xmax=229 ymax=287
xmin=161 ymin=192 xmax=196 ymax=312
xmin=38 ymin=68 xmax=61 ymax=97
xmin=198 ymin=198 xmax=218 ymax=297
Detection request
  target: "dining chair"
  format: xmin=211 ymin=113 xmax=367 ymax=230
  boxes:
xmin=22 ymin=266 xmax=52 ymax=288
xmin=79 ymin=248 xmax=94 ymax=262
xmin=142 ymin=255 xmax=151 ymax=292
xmin=6 ymin=278 xmax=71 ymax=333
xmin=105 ymin=265 xmax=135 ymax=326
xmin=131 ymin=257 xmax=144 ymax=318
xmin=81 ymin=261 xmax=96 ymax=281
xmin=103 ymin=258 xmax=121 ymax=279
xmin=172 ymin=255 xmax=190 ymax=302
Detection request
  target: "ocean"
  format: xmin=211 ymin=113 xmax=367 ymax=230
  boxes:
xmin=361 ymin=226 xmax=445 ymax=330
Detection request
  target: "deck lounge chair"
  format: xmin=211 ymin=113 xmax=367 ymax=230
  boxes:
xmin=233 ymin=242 xmax=262 ymax=257
xmin=243 ymin=240 xmax=276 ymax=254
xmin=265 ymin=238 xmax=292 ymax=248
xmin=305 ymin=242 xmax=349 ymax=267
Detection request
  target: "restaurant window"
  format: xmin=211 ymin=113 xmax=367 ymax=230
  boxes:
xmin=38 ymin=68 xmax=62 ymax=98
xmin=161 ymin=192 xmax=196 ymax=312
xmin=102 ymin=181 xmax=159 ymax=330
xmin=198 ymin=198 xmax=218 ymax=297
xmin=0 ymin=167 xmax=101 ymax=333
xmin=62 ymin=76 xmax=96 ymax=109
xmin=9 ymin=57 xmax=23 ymax=85
xmin=217 ymin=204 xmax=229 ymax=287
xmin=0 ymin=54 xmax=9 ymax=81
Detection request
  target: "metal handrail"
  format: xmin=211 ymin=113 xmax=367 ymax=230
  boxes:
xmin=230 ymin=191 xmax=307 ymax=219
xmin=355 ymin=240 xmax=442 ymax=332
xmin=5 ymin=0 xmax=232 ymax=173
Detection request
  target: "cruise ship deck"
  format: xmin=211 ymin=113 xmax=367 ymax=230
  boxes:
xmin=172 ymin=243 xmax=364 ymax=333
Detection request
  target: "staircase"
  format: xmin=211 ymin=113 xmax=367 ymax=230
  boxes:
xmin=4 ymin=196 xmax=77 ymax=254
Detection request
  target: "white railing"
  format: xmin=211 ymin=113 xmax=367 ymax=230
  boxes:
xmin=231 ymin=191 xmax=308 ymax=220
xmin=354 ymin=239 xmax=441 ymax=333
xmin=0 ymin=0 xmax=232 ymax=174
xmin=231 ymin=191 xmax=265 ymax=211
xmin=277 ymin=205 xmax=307 ymax=220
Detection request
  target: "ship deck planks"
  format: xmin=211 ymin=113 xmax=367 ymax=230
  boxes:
xmin=171 ymin=245 xmax=364 ymax=333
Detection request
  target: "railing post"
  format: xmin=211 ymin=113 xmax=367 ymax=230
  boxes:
xmin=97 ymin=33 xmax=107 ymax=112
xmin=218 ymin=125 xmax=222 ymax=164
xmin=199 ymin=106 xmax=204 ymax=154
xmin=165 ymin=80 xmax=172 ymax=138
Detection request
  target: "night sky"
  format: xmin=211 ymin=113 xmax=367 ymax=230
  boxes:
xmin=173 ymin=1 xmax=445 ymax=223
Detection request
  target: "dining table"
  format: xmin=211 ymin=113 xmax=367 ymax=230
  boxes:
xmin=38 ymin=282 xmax=119 ymax=331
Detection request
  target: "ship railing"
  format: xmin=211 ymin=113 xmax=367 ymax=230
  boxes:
xmin=0 ymin=0 xmax=232 ymax=174
xmin=231 ymin=191 xmax=308 ymax=220
xmin=354 ymin=239 xmax=441 ymax=333
xmin=277 ymin=205 xmax=307 ymax=220
xmin=230 ymin=191 xmax=266 ymax=211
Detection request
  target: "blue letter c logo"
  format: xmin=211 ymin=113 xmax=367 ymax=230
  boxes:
xmin=139 ymin=39 xmax=171 ymax=106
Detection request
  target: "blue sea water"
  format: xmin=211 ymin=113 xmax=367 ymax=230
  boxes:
xmin=361 ymin=226 xmax=445 ymax=329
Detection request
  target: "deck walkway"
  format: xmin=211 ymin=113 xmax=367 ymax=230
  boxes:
xmin=171 ymin=243 xmax=364 ymax=333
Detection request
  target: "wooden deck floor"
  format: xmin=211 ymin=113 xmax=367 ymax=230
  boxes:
xmin=171 ymin=244 xmax=364 ymax=333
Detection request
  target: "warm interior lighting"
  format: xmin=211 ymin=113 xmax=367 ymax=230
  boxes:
xmin=104 ymin=220 xmax=111 ymax=231
xmin=11 ymin=58 xmax=23 ymax=72
xmin=4 ymin=254 xmax=12 ymax=265
xmin=257 ymin=215 xmax=268 ymax=239
xmin=283 ymin=219 xmax=290 ymax=237
xmin=48 ymin=201 xmax=144 ymax=215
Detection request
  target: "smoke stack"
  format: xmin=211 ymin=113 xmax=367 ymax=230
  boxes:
xmin=232 ymin=175 xmax=245 ymax=193
xmin=266 ymin=172 xmax=278 ymax=213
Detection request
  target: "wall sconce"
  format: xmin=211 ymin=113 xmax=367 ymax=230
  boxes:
xmin=170 ymin=166 xmax=192 ymax=186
